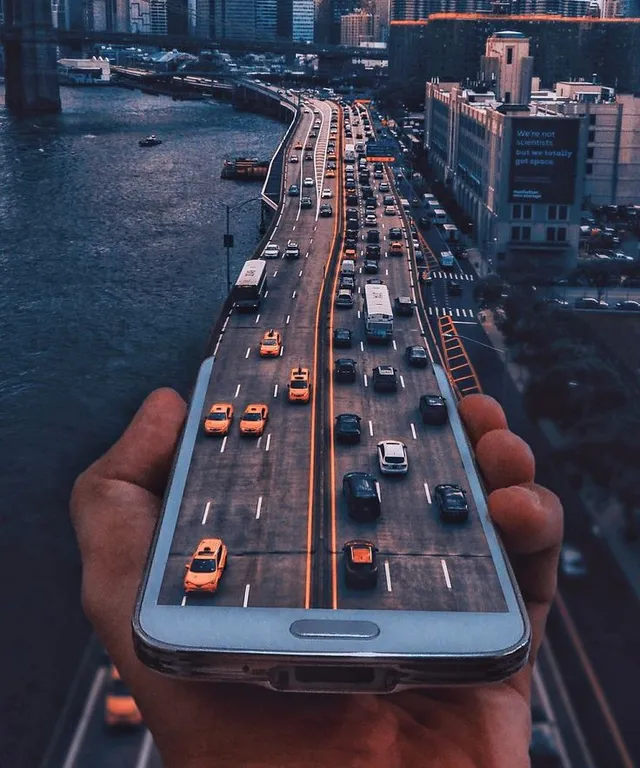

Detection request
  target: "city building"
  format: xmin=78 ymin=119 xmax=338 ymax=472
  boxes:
xmin=389 ymin=16 xmax=640 ymax=104
xmin=57 ymin=55 xmax=111 ymax=82
xmin=601 ymin=0 xmax=624 ymax=15
xmin=512 ymin=0 xmax=600 ymax=14
xmin=424 ymin=31 xmax=588 ymax=275
xmin=292 ymin=0 xmax=315 ymax=40
xmin=215 ymin=0 xmax=277 ymax=40
xmin=84 ymin=0 xmax=130 ymax=31
xmin=340 ymin=9 xmax=380 ymax=44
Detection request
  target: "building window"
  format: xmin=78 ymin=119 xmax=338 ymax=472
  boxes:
xmin=511 ymin=226 xmax=521 ymax=241
xmin=587 ymin=146 xmax=594 ymax=159
xmin=507 ymin=47 xmax=513 ymax=64
xmin=548 ymin=205 xmax=557 ymax=220
xmin=586 ymin=163 xmax=593 ymax=175
xmin=504 ymin=91 xmax=511 ymax=104
xmin=588 ymin=129 xmax=596 ymax=143
xmin=513 ymin=204 xmax=521 ymax=219
xmin=523 ymin=204 xmax=532 ymax=219
xmin=558 ymin=205 xmax=568 ymax=220
xmin=589 ymin=114 xmax=596 ymax=126
xmin=557 ymin=227 xmax=567 ymax=241
xmin=546 ymin=227 xmax=556 ymax=242
xmin=522 ymin=226 xmax=531 ymax=241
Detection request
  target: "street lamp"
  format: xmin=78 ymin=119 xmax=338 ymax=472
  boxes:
xmin=223 ymin=196 xmax=264 ymax=293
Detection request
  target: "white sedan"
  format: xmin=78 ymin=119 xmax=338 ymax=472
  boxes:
xmin=384 ymin=205 xmax=395 ymax=216
xmin=365 ymin=214 xmax=377 ymax=226
xmin=303 ymin=177 xmax=314 ymax=187
xmin=321 ymin=188 xmax=333 ymax=198
xmin=377 ymin=441 xmax=408 ymax=475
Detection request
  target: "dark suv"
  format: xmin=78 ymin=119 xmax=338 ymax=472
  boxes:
xmin=335 ymin=358 xmax=357 ymax=382
xmin=419 ymin=394 xmax=448 ymax=425
xmin=372 ymin=365 xmax=398 ymax=392
xmin=342 ymin=472 xmax=381 ymax=522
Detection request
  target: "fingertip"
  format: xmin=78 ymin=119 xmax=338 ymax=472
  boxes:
xmin=458 ymin=394 xmax=508 ymax=447
xmin=488 ymin=484 xmax=563 ymax=555
xmin=476 ymin=429 xmax=535 ymax=490
xmin=139 ymin=387 xmax=187 ymax=424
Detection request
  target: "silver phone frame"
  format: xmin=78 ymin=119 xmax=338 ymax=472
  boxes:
xmin=133 ymin=356 xmax=531 ymax=692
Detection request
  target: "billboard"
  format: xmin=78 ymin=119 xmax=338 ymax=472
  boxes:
xmin=509 ymin=117 xmax=580 ymax=205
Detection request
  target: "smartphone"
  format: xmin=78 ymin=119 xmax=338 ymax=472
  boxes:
xmin=133 ymin=355 xmax=530 ymax=693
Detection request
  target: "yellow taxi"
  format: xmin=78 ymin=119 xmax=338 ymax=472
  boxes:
xmin=202 ymin=403 xmax=234 ymax=436
xmin=390 ymin=242 xmax=404 ymax=255
xmin=104 ymin=665 xmax=143 ymax=728
xmin=325 ymin=168 xmax=336 ymax=178
xmin=344 ymin=248 xmax=357 ymax=260
xmin=239 ymin=404 xmax=269 ymax=436
xmin=259 ymin=329 xmax=282 ymax=357
xmin=288 ymin=366 xmax=311 ymax=404
xmin=294 ymin=141 xmax=303 ymax=150
xmin=184 ymin=538 xmax=228 ymax=594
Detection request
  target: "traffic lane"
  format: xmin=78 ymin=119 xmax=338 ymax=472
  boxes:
xmin=462 ymin=311 xmax=640 ymax=767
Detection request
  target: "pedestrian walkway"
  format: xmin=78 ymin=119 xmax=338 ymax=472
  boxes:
xmin=479 ymin=309 xmax=640 ymax=603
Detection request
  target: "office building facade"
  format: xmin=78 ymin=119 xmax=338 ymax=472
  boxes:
xmin=292 ymin=0 xmax=315 ymax=40
xmin=340 ymin=10 xmax=379 ymax=43
xmin=425 ymin=32 xmax=588 ymax=275
xmin=215 ymin=0 xmax=277 ymax=40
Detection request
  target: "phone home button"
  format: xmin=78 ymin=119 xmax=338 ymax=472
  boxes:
xmin=290 ymin=619 xmax=380 ymax=640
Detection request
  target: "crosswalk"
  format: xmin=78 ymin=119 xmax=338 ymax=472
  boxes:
xmin=427 ymin=306 xmax=477 ymax=319
xmin=428 ymin=271 xmax=475 ymax=281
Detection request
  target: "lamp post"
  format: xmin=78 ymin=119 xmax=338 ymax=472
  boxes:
xmin=224 ymin=196 xmax=264 ymax=293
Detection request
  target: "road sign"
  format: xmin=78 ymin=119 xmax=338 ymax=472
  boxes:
xmin=365 ymin=139 xmax=396 ymax=162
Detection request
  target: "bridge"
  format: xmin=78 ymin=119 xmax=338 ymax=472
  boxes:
xmin=0 ymin=0 xmax=386 ymax=113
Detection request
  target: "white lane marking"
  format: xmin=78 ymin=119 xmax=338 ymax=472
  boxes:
xmin=265 ymin=433 xmax=272 ymax=452
xmin=357 ymin=310 xmax=361 ymax=319
xmin=357 ymin=286 xmax=361 ymax=294
xmin=222 ymin=317 xmax=229 ymax=331
xmin=213 ymin=339 xmax=221 ymax=357
xmin=376 ymin=482 xmax=381 ymax=502
xmin=181 ymin=596 xmax=186 ymax=607
xmin=134 ymin=730 xmax=154 ymax=768
xmin=309 ymin=238 xmax=313 ymax=244
xmin=292 ymin=290 xmax=297 ymax=298
xmin=305 ymin=251 xmax=309 ymax=259
xmin=385 ymin=268 xmax=389 ymax=275
xmin=202 ymin=501 xmax=212 ymax=525
xmin=462 ymin=309 xmax=468 ymax=317
xmin=411 ymin=288 xmax=417 ymax=303
xmin=423 ymin=482 xmax=432 ymax=503
xmin=257 ymin=436 xmax=262 ymax=449
xmin=61 ymin=666 xmax=108 ymax=768
xmin=441 ymin=559 xmax=452 ymax=589
xmin=286 ymin=314 xmax=291 ymax=324
xmin=363 ymin=374 xmax=368 ymax=388
xmin=453 ymin=320 xmax=477 ymax=325
xmin=243 ymin=584 xmax=251 ymax=607
xmin=392 ymin=339 xmax=397 ymax=350
xmin=455 ymin=308 xmax=460 ymax=317
xmin=299 ymin=269 xmax=303 ymax=277
xmin=245 ymin=347 xmax=251 ymax=359
xmin=273 ymin=269 xmax=278 ymax=276
xmin=220 ymin=436 xmax=227 ymax=454
xmin=234 ymin=384 xmax=241 ymax=398
xmin=292 ymin=225 xmax=296 ymax=231
xmin=255 ymin=314 xmax=260 ymax=323
xmin=384 ymin=561 xmax=392 ymax=592
xmin=368 ymin=420 xmax=373 ymax=436
xmin=428 ymin=306 xmax=433 ymax=315
xmin=256 ymin=496 xmax=263 ymax=519
xmin=279 ymin=346 xmax=284 ymax=357
xmin=273 ymin=384 xmax=278 ymax=398
xmin=410 ymin=423 xmax=417 ymax=440
xmin=400 ymin=375 xmax=405 ymax=389
xmin=410 ymin=280 xmax=414 ymax=289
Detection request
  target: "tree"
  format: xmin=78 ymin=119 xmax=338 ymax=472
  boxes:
xmin=472 ymin=275 xmax=505 ymax=309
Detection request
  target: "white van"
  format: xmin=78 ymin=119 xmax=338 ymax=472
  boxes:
xmin=400 ymin=198 xmax=411 ymax=212
xmin=422 ymin=194 xmax=438 ymax=206
xmin=441 ymin=223 xmax=460 ymax=243
xmin=340 ymin=259 xmax=356 ymax=276
xmin=432 ymin=208 xmax=448 ymax=225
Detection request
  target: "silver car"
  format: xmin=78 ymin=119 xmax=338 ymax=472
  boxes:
xmin=377 ymin=440 xmax=408 ymax=475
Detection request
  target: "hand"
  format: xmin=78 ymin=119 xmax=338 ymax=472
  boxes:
xmin=71 ymin=390 xmax=562 ymax=768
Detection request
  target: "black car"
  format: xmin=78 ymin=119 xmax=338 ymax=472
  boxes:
xmin=305 ymin=153 xmax=313 ymax=161
xmin=364 ymin=259 xmax=379 ymax=274
xmin=389 ymin=227 xmax=403 ymax=241
xmin=615 ymin=300 xmax=640 ymax=311
xmin=447 ymin=280 xmax=462 ymax=296
xmin=415 ymin=250 xmax=426 ymax=265
xmin=419 ymin=394 xmax=448 ymax=425
xmin=335 ymin=413 xmax=362 ymax=444
xmin=418 ymin=216 xmax=431 ymax=229
xmin=335 ymin=358 xmax=357 ymax=382
xmin=359 ymin=173 xmax=370 ymax=184
xmin=361 ymin=186 xmax=374 ymax=199
xmin=346 ymin=208 xmax=359 ymax=221
xmin=366 ymin=278 xmax=384 ymax=285
xmin=346 ymin=193 xmax=358 ymax=206
xmin=345 ymin=233 xmax=358 ymax=248
xmin=574 ymin=297 xmax=608 ymax=309
xmin=434 ymin=484 xmax=469 ymax=523
xmin=372 ymin=365 xmax=398 ymax=392
xmin=340 ymin=275 xmax=355 ymax=291
xmin=300 ymin=196 xmax=313 ymax=209
xmin=342 ymin=473 xmax=381 ymax=522
xmin=346 ymin=218 xmax=358 ymax=233
xmin=406 ymin=345 xmax=429 ymax=367
xmin=333 ymin=328 xmax=352 ymax=348
xmin=345 ymin=180 xmax=356 ymax=190
xmin=367 ymin=229 xmax=380 ymax=244
xmin=394 ymin=296 xmax=414 ymax=316
xmin=366 ymin=244 xmax=381 ymax=259
xmin=343 ymin=540 xmax=379 ymax=588
xmin=383 ymin=195 xmax=395 ymax=206
xmin=319 ymin=204 xmax=333 ymax=218
xmin=365 ymin=198 xmax=378 ymax=209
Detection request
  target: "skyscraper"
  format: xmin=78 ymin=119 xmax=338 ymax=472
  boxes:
xmin=340 ymin=9 xmax=379 ymax=43
xmin=292 ymin=0 xmax=315 ymax=40
xmin=215 ymin=0 xmax=277 ymax=39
